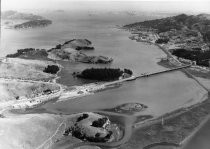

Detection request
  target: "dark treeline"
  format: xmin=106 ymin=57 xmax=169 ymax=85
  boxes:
xmin=6 ymin=48 xmax=48 ymax=58
xmin=43 ymin=65 xmax=59 ymax=74
xmin=155 ymin=38 xmax=169 ymax=44
xmin=77 ymin=68 xmax=124 ymax=81
xmin=124 ymin=68 xmax=133 ymax=75
xmin=14 ymin=19 xmax=52 ymax=29
xmin=75 ymin=46 xmax=94 ymax=50
xmin=76 ymin=113 xmax=89 ymax=122
xmin=91 ymin=117 xmax=108 ymax=128
xmin=172 ymin=49 xmax=210 ymax=67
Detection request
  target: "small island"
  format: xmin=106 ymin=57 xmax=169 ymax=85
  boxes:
xmin=104 ymin=103 xmax=148 ymax=115
xmin=171 ymin=48 xmax=210 ymax=67
xmin=2 ymin=10 xmax=52 ymax=29
xmin=14 ymin=19 xmax=52 ymax=29
xmin=73 ymin=68 xmax=133 ymax=81
xmin=61 ymin=39 xmax=95 ymax=51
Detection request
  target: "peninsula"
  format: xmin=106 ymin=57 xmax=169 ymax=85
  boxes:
xmin=6 ymin=39 xmax=113 ymax=64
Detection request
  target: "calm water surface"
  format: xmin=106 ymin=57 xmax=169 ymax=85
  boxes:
xmin=1 ymin=11 xmax=208 ymax=148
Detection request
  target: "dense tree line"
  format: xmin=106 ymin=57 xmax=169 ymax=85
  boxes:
xmin=124 ymin=69 xmax=133 ymax=75
xmin=77 ymin=68 xmax=124 ymax=81
xmin=6 ymin=48 xmax=48 ymax=58
xmin=43 ymin=65 xmax=59 ymax=74
xmin=76 ymin=113 xmax=89 ymax=122
xmin=91 ymin=117 xmax=108 ymax=128
xmin=6 ymin=48 xmax=35 ymax=57
xmin=75 ymin=46 xmax=94 ymax=50
xmin=203 ymin=31 xmax=210 ymax=42
xmin=155 ymin=38 xmax=169 ymax=44
xmin=172 ymin=49 xmax=210 ymax=67
xmin=64 ymin=124 xmax=112 ymax=142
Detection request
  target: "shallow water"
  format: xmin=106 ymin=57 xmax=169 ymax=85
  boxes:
xmin=40 ymin=71 xmax=206 ymax=117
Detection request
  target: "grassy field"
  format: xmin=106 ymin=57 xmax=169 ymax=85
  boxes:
xmin=0 ymin=58 xmax=57 ymax=81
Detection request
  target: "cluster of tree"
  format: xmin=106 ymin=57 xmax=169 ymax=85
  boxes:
xmin=6 ymin=48 xmax=35 ymax=57
xmin=172 ymin=48 xmax=210 ymax=67
xmin=6 ymin=48 xmax=48 ymax=58
xmin=91 ymin=117 xmax=108 ymax=128
xmin=55 ymin=44 xmax=62 ymax=49
xmin=77 ymin=68 xmax=124 ymax=81
xmin=76 ymin=113 xmax=89 ymax=122
xmin=124 ymin=68 xmax=133 ymax=75
xmin=87 ymin=131 xmax=112 ymax=142
xmin=203 ymin=31 xmax=210 ymax=42
xmin=43 ymin=89 xmax=52 ymax=94
xmin=155 ymin=38 xmax=169 ymax=44
xmin=75 ymin=46 xmax=94 ymax=50
xmin=66 ymin=124 xmax=112 ymax=142
xmin=63 ymin=39 xmax=77 ymax=45
xmin=43 ymin=65 xmax=59 ymax=74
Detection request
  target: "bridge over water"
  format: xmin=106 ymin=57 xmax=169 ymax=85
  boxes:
xmin=135 ymin=65 xmax=191 ymax=79
xmin=105 ymin=64 xmax=191 ymax=86
xmin=124 ymin=64 xmax=209 ymax=96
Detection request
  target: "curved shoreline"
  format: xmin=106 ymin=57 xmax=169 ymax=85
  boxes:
xmin=143 ymin=142 xmax=180 ymax=149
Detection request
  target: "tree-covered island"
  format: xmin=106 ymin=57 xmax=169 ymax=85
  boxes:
xmin=73 ymin=68 xmax=133 ymax=81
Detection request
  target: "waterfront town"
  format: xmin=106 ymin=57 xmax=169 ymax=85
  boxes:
xmin=128 ymin=22 xmax=210 ymax=71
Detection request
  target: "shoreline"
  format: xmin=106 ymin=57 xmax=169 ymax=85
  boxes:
xmin=0 ymin=59 xmax=63 ymax=114
xmin=122 ymin=29 xmax=210 ymax=149
xmin=1 ymin=27 xmax=209 ymax=148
